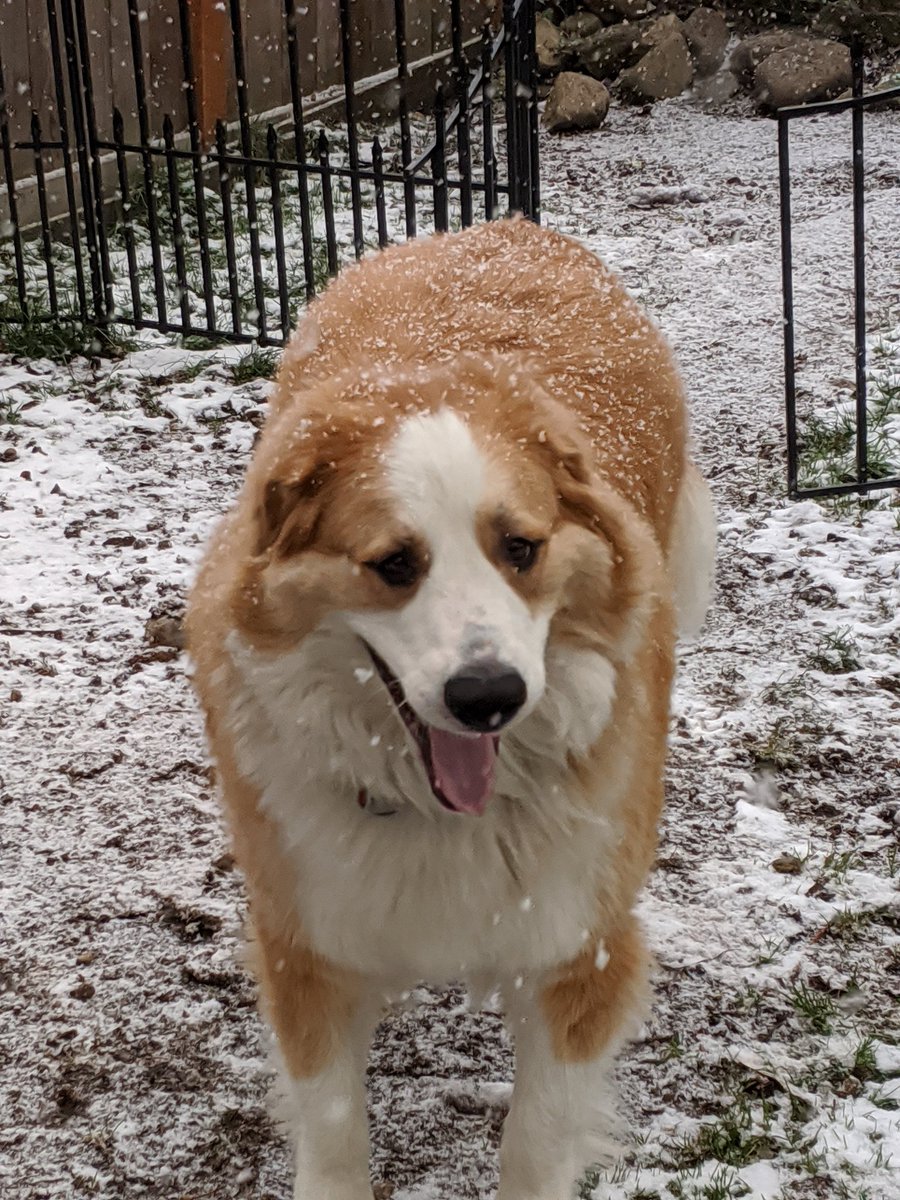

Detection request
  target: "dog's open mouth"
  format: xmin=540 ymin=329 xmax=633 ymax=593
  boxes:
xmin=366 ymin=647 xmax=498 ymax=816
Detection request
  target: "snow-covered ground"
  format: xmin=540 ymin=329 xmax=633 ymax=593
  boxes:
xmin=1 ymin=97 xmax=898 ymax=1200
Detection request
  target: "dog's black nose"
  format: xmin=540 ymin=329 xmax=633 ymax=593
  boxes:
xmin=444 ymin=665 xmax=527 ymax=732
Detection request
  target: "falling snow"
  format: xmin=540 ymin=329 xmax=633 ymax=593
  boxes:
xmin=1 ymin=94 xmax=898 ymax=1200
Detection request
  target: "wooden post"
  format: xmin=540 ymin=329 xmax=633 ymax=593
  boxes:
xmin=189 ymin=0 xmax=230 ymax=147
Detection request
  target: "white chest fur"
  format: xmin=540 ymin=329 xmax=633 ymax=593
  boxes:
xmin=224 ymin=622 xmax=621 ymax=984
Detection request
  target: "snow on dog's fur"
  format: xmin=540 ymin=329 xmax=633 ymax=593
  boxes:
xmin=187 ymin=218 xmax=715 ymax=1199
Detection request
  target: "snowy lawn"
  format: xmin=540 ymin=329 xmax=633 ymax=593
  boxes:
xmin=1 ymin=97 xmax=898 ymax=1200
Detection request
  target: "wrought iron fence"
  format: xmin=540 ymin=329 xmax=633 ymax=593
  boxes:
xmin=778 ymin=43 xmax=900 ymax=499
xmin=0 ymin=0 xmax=540 ymax=347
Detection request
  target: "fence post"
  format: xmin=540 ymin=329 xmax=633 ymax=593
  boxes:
xmin=524 ymin=0 xmax=540 ymax=221
xmin=0 ymin=43 xmax=27 ymax=316
xmin=71 ymin=0 xmax=113 ymax=320
xmin=502 ymin=0 xmax=520 ymax=214
xmin=777 ymin=111 xmax=798 ymax=499
xmin=57 ymin=0 xmax=107 ymax=327
xmin=850 ymin=36 xmax=868 ymax=485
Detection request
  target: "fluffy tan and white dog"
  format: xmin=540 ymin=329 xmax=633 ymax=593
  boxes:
xmin=186 ymin=218 xmax=715 ymax=1199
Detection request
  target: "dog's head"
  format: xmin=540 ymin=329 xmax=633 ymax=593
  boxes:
xmin=230 ymin=353 xmax=663 ymax=815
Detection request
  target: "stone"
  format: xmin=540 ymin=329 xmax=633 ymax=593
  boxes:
xmin=682 ymin=6 xmax=729 ymax=76
xmin=771 ymin=853 xmax=804 ymax=875
xmin=536 ymin=15 xmax=563 ymax=74
xmin=638 ymin=13 xmax=685 ymax=51
xmin=813 ymin=0 xmax=900 ymax=47
xmin=812 ymin=0 xmax=869 ymax=43
xmin=582 ymin=0 xmax=657 ymax=21
xmin=731 ymin=30 xmax=817 ymax=88
xmin=543 ymin=71 xmax=611 ymax=132
xmin=754 ymin=39 xmax=852 ymax=109
xmin=570 ymin=22 xmax=645 ymax=80
xmin=859 ymin=0 xmax=900 ymax=45
xmin=619 ymin=31 xmax=694 ymax=101
xmin=693 ymin=67 xmax=740 ymax=104
xmin=560 ymin=11 xmax=604 ymax=38
xmin=145 ymin=614 xmax=186 ymax=650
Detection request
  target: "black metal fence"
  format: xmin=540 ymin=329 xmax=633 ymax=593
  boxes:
xmin=0 ymin=0 xmax=540 ymax=347
xmin=778 ymin=44 xmax=900 ymax=500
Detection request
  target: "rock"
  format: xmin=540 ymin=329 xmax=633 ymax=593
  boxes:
xmin=536 ymin=15 xmax=563 ymax=74
xmin=771 ymin=853 xmax=803 ymax=875
xmin=639 ymin=13 xmax=685 ymax=51
xmin=731 ymin=30 xmax=817 ymax=88
xmin=860 ymin=0 xmax=900 ymax=44
xmin=619 ymin=32 xmax=694 ymax=101
xmin=628 ymin=183 xmax=709 ymax=207
xmin=570 ymin=23 xmax=645 ymax=80
xmin=754 ymin=39 xmax=852 ymax=109
xmin=560 ymin=11 xmax=604 ymax=38
xmin=682 ymin=6 xmax=729 ymax=76
xmin=812 ymin=0 xmax=868 ymax=42
xmin=694 ymin=67 xmax=740 ymax=104
xmin=813 ymin=0 xmax=900 ymax=47
xmin=145 ymin=614 xmax=186 ymax=650
xmin=583 ymin=0 xmax=657 ymax=19
xmin=543 ymin=71 xmax=611 ymax=132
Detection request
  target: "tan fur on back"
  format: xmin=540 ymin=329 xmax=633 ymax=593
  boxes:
xmin=277 ymin=218 xmax=685 ymax=540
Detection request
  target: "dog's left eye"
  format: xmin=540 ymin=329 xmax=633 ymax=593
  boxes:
xmin=366 ymin=548 xmax=419 ymax=588
xmin=502 ymin=536 xmax=542 ymax=573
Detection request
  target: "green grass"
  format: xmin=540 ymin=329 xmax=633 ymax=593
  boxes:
xmin=666 ymin=1165 xmax=752 ymax=1200
xmin=825 ymin=908 xmax=875 ymax=942
xmin=0 ymin=392 xmax=24 ymax=423
xmin=820 ymin=846 xmax=858 ymax=883
xmin=0 ymin=300 xmax=136 ymax=362
xmin=181 ymin=333 xmax=230 ymax=352
xmin=745 ymin=717 xmax=801 ymax=770
xmin=755 ymin=934 xmax=785 ymax=965
xmin=671 ymin=1096 xmax=779 ymax=1172
xmin=803 ymin=628 xmax=862 ymax=675
xmin=760 ymin=671 xmax=818 ymax=706
xmin=660 ymin=1033 xmax=686 ymax=1062
xmin=798 ymin=330 xmax=900 ymax=494
xmin=790 ymin=982 xmax=837 ymax=1034
xmin=850 ymin=1036 xmax=880 ymax=1083
xmin=229 ymin=346 xmax=280 ymax=384
xmin=168 ymin=356 xmax=217 ymax=384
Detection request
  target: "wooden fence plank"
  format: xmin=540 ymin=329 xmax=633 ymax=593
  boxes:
xmin=188 ymin=0 xmax=231 ymax=144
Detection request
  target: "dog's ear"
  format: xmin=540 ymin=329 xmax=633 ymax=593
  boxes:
xmin=534 ymin=397 xmax=667 ymax=659
xmin=253 ymin=463 xmax=328 ymax=558
xmin=532 ymin=398 xmax=641 ymax=545
xmin=530 ymin=398 xmax=601 ymax=526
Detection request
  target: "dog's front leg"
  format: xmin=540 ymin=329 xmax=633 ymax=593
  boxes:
xmin=497 ymin=918 xmax=649 ymax=1200
xmin=254 ymin=922 xmax=377 ymax=1200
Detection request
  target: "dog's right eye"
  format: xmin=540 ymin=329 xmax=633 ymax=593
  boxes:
xmin=366 ymin=548 xmax=419 ymax=589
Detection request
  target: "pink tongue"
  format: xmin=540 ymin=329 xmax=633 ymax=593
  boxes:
xmin=427 ymin=729 xmax=497 ymax=815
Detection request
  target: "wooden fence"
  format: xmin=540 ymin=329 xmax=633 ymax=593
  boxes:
xmin=0 ymin=0 xmax=494 ymax=232
xmin=0 ymin=0 xmax=492 ymax=149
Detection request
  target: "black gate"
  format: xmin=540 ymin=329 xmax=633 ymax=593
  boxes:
xmin=0 ymin=0 xmax=540 ymax=348
xmin=778 ymin=44 xmax=900 ymax=500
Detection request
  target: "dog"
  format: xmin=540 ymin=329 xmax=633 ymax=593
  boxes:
xmin=186 ymin=217 xmax=715 ymax=1199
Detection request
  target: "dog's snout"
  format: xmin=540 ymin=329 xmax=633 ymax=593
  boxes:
xmin=444 ymin=664 xmax=527 ymax=732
